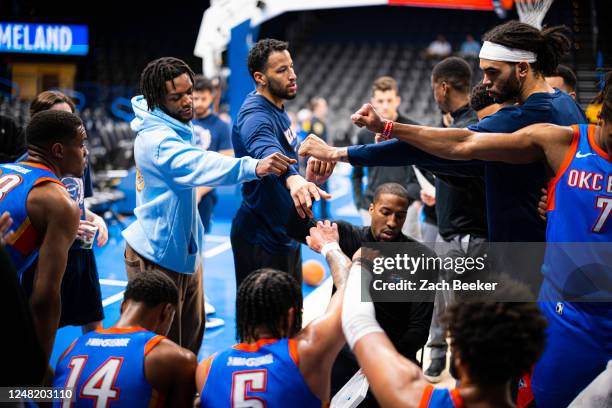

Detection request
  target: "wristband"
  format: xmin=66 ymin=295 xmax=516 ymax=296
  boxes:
xmin=342 ymin=264 xmax=384 ymax=349
xmin=380 ymin=120 xmax=394 ymax=140
xmin=321 ymin=241 xmax=341 ymax=258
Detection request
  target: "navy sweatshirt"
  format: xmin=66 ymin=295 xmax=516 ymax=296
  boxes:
xmin=232 ymin=91 xmax=301 ymax=254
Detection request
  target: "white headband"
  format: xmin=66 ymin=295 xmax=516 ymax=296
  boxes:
xmin=479 ymin=41 xmax=537 ymax=63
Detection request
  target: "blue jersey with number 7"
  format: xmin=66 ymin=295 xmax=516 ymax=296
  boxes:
xmin=541 ymin=124 xmax=612 ymax=302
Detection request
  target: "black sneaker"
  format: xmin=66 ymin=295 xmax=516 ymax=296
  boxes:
xmin=424 ymin=357 xmax=446 ymax=383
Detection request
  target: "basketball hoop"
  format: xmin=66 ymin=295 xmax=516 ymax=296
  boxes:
xmin=515 ymin=0 xmax=555 ymax=30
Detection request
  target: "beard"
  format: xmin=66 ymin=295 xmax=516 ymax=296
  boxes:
xmin=493 ymin=68 xmax=521 ymax=104
xmin=268 ymin=77 xmax=297 ymax=100
xmin=160 ymin=104 xmax=192 ymax=124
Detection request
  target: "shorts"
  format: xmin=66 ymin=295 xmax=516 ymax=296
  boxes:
xmin=532 ymin=282 xmax=612 ymax=407
xmin=22 ymin=248 xmax=104 ymax=327
xmin=59 ymin=248 xmax=104 ymax=327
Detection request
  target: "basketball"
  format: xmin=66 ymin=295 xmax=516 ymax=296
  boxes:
xmin=303 ymin=260 xmax=325 ymax=286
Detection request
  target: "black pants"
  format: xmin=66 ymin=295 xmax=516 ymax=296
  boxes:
xmin=230 ymin=226 xmax=302 ymax=292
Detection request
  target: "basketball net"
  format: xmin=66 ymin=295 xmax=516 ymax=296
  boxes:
xmin=515 ymin=0 xmax=555 ymax=30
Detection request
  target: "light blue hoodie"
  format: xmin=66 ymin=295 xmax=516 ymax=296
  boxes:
xmin=122 ymin=96 xmax=259 ymax=273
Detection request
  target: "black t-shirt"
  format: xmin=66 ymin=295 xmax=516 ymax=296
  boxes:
xmin=435 ymin=105 xmax=488 ymax=240
xmin=287 ymin=217 xmax=434 ymax=358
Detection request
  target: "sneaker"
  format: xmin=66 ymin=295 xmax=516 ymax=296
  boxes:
xmin=424 ymin=357 xmax=446 ymax=383
xmin=206 ymin=317 xmax=225 ymax=329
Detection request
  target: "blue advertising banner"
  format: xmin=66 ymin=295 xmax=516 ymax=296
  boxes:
xmin=0 ymin=23 xmax=89 ymax=55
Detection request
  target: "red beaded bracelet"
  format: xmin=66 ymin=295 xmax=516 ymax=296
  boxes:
xmin=381 ymin=120 xmax=394 ymax=140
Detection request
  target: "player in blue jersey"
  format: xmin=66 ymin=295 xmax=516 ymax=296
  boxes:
xmin=19 ymin=90 xmax=108 ymax=336
xmin=197 ymin=221 xmax=351 ymax=407
xmin=340 ymin=72 xmax=612 ymax=408
xmin=0 ymin=110 xmax=85 ymax=365
xmin=53 ymin=270 xmax=197 ymax=407
xmin=341 ymin=265 xmax=546 ymax=408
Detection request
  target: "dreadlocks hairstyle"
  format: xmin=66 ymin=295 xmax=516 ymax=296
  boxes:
xmin=247 ymin=39 xmax=289 ymax=79
xmin=139 ymin=57 xmax=195 ymax=111
xmin=598 ymin=71 xmax=612 ymax=124
xmin=236 ymin=268 xmax=303 ymax=342
xmin=443 ymin=282 xmax=547 ymax=386
xmin=483 ymin=20 xmax=571 ymax=77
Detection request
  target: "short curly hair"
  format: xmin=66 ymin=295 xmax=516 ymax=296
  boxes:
xmin=444 ymin=293 xmax=547 ymax=385
xmin=124 ymin=270 xmax=178 ymax=308
xmin=247 ymin=39 xmax=289 ymax=79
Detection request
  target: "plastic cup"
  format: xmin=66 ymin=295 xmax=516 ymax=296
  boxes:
xmin=80 ymin=224 xmax=99 ymax=249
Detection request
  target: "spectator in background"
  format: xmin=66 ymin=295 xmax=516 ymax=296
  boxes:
xmin=460 ymin=34 xmax=481 ymax=58
xmin=306 ymin=97 xmax=329 ymax=142
xmin=351 ymin=76 xmax=422 ymax=239
xmin=296 ymin=108 xmax=312 ymax=140
xmin=545 ymin=64 xmax=578 ymax=100
xmin=193 ymin=76 xmax=233 ymax=234
xmin=192 ymin=75 xmax=234 ymax=330
xmin=303 ymin=97 xmax=330 ymax=218
xmin=0 ymin=113 xmax=24 ymax=163
xmin=426 ymin=35 xmax=452 ymax=58
xmin=21 ymin=90 xmax=108 ymax=336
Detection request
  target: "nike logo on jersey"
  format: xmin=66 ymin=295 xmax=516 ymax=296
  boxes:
xmin=575 ymin=151 xmax=596 ymax=159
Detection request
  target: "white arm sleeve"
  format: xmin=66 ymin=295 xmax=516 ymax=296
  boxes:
xmin=341 ymin=263 xmax=384 ymax=350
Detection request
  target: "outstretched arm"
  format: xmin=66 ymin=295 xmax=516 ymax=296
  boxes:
xmin=297 ymin=221 xmax=352 ymax=401
xmin=157 ymin=137 xmax=296 ymax=188
xmin=298 ymin=134 xmax=484 ymax=177
xmin=342 ymin=262 xmax=428 ymax=408
xmin=351 ymin=104 xmax=574 ymax=168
